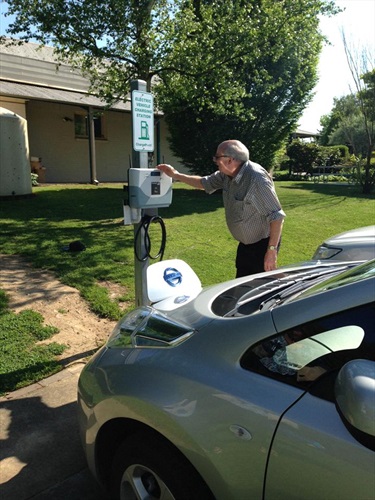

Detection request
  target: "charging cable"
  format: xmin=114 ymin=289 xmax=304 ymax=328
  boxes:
xmin=134 ymin=215 xmax=167 ymax=262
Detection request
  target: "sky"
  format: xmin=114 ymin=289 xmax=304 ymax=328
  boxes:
xmin=1 ymin=0 xmax=374 ymax=134
xmin=299 ymin=0 xmax=375 ymax=133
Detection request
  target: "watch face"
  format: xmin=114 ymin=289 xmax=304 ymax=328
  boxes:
xmin=269 ymin=245 xmax=276 ymax=251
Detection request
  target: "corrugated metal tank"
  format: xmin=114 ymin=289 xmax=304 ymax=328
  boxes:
xmin=0 ymin=107 xmax=32 ymax=197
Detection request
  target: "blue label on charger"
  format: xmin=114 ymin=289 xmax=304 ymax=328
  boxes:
xmin=163 ymin=268 xmax=183 ymax=287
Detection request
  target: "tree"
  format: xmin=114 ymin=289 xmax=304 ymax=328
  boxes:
xmin=319 ymin=108 xmax=342 ymax=147
xmin=342 ymin=33 xmax=375 ymax=194
xmin=319 ymin=94 xmax=364 ymax=155
xmin=319 ymin=72 xmax=375 ymax=194
xmin=329 ymin=114 xmax=369 ymax=158
xmin=157 ymin=0 xmax=338 ymax=172
xmin=2 ymin=0 xmax=178 ymax=97
xmin=2 ymin=0 xmax=338 ymax=170
xmin=359 ymin=69 xmax=375 ymax=122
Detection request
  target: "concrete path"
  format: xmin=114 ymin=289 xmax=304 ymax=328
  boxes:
xmin=0 ymin=362 xmax=107 ymax=499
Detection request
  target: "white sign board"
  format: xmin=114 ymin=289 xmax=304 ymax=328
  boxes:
xmin=132 ymin=90 xmax=154 ymax=152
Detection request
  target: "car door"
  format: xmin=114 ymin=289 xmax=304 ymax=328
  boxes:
xmin=264 ymin=385 xmax=374 ymax=500
xmin=242 ymin=302 xmax=374 ymax=500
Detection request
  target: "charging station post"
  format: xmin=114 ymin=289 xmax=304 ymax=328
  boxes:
xmin=126 ymin=80 xmax=173 ymax=307
xmin=130 ymin=79 xmax=152 ymax=307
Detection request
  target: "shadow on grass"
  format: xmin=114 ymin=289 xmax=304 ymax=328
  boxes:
xmin=0 ymin=347 xmax=101 ymax=395
xmin=0 ymin=186 xmax=223 ymax=279
xmin=0 ymin=360 xmax=61 ymax=395
xmin=0 ymin=186 xmax=223 ymax=221
xmin=161 ymin=186 xmax=223 ymax=218
xmin=1 ymin=183 xmax=372 ymax=315
xmin=282 ymin=181 xmax=375 ymax=200
xmin=1 ymin=182 xmax=372 ymax=282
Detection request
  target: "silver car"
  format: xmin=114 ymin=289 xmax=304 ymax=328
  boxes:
xmin=78 ymin=260 xmax=375 ymax=500
xmin=312 ymin=225 xmax=375 ymax=261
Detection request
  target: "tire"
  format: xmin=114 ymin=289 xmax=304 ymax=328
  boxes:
xmin=109 ymin=431 xmax=214 ymax=500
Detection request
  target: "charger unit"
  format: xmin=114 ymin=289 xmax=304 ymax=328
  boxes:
xmin=128 ymin=168 xmax=173 ymax=209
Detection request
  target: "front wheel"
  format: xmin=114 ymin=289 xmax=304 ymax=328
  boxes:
xmin=109 ymin=431 xmax=214 ymax=500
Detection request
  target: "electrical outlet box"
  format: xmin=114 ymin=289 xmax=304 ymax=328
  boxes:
xmin=123 ymin=205 xmax=141 ymax=225
xmin=128 ymin=168 xmax=173 ymax=208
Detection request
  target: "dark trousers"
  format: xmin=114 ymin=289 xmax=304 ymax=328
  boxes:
xmin=235 ymin=238 xmax=270 ymax=278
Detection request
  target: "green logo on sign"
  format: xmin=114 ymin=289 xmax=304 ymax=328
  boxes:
xmin=139 ymin=121 xmax=149 ymax=140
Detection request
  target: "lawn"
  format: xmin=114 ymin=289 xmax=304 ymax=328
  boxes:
xmin=1 ymin=181 xmax=374 ymax=317
xmin=0 ymin=180 xmax=374 ymax=393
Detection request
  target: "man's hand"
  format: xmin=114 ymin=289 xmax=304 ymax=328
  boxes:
xmin=297 ymin=366 xmax=326 ymax=382
xmin=264 ymin=249 xmax=278 ymax=272
xmin=157 ymin=165 xmax=204 ymax=189
xmin=157 ymin=164 xmax=178 ymax=179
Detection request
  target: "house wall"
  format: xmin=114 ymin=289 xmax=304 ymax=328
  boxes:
xmin=0 ymin=97 xmax=27 ymax=119
xmin=27 ymin=100 xmax=90 ymax=183
xmin=24 ymin=100 xmax=184 ymax=183
xmin=1 ymin=41 xmax=192 ymax=182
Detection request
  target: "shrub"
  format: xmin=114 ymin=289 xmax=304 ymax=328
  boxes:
xmin=285 ymin=140 xmax=350 ymax=174
xmin=315 ymin=145 xmax=350 ymax=166
xmin=286 ymin=140 xmax=319 ymax=174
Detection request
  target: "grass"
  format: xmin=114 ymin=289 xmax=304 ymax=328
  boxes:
xmin=0 ymin=289 xmax=66 ymax=394
xmin=0 ymin=180 xmax=374 ymax=393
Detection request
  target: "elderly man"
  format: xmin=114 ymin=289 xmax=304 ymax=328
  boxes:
xmin=157 ymin=139 xmax=285 ymax=277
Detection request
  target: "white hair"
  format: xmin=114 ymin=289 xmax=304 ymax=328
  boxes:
xmin=221 ymin=140 xmax=249 ymax=162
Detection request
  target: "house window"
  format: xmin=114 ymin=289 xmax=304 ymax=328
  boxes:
xmin=74 ymin=113 xmax=106 ymax=139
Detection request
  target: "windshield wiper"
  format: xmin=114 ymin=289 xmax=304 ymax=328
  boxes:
xmin=259 ymin=280 xmax=309 ymax=311
xmin=259 ymin=267 xmax=347 ymax=311
xmin=224 ymin=266 xmax=348 ymax=317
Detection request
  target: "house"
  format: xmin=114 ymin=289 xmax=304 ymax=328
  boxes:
xmin=292 ymin=128 xmax=319 ymax=142
xmin=0 ymin=40 xmax=181 ymax=183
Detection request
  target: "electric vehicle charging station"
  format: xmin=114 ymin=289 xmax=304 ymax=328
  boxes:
xmin=126 ymin=80 xmax=202 ymax=310
xmin=126 ymin=80 xmax=175 ymax=307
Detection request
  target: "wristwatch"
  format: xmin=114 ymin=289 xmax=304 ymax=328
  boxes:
xmin=268 ymin=245 xmax=277 ymax=251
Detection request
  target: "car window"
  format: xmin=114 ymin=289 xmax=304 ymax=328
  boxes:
xmin=241 ymin=303 xmax=375 ymax=395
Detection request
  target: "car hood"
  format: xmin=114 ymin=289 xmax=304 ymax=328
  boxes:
xmin=323 ymin=225 xmax=375 ymax=246
xmin=158 ymin=260 xmax=355 ymax=327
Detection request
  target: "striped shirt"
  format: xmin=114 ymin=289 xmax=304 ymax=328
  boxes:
xmin=201 ymin=160 xmax=286 ymax=245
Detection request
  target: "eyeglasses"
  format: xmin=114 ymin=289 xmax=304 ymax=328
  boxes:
xmin=213 ymin=155 xmax=230 ymax=161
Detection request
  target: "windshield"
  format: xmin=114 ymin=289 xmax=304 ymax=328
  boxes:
xmin=297 ymin=259 xmax=375 ymax=298
xmin=211 ymin=260 xmax=374 ymax=318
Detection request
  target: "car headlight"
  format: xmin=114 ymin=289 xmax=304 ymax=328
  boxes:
xmin=313 ymin=245 xmax=342 ymax=260
xmin=107 ymin=306 xmax=195 ymax=348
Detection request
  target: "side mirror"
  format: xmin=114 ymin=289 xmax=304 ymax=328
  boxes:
xmin=335 ymin=359 xmax=375 ymax=438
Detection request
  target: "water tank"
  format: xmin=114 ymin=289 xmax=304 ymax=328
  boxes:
xmin=0 ymin=107 xmax=32 ymax=197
